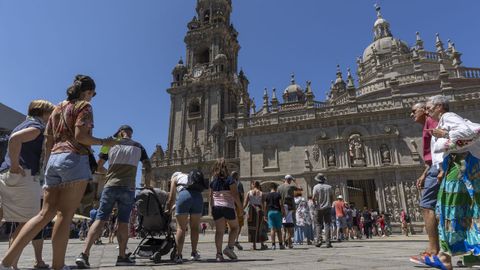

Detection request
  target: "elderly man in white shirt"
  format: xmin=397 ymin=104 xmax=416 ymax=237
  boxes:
xmin=424 ymin=95 xmax=480 ymax=270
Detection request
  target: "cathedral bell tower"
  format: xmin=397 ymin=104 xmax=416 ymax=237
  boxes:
xmin=166 ymin=0 xmax=249 ymax=168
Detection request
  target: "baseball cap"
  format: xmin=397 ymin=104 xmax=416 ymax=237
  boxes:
xmin=285 ymin=175 xmax=295 ymax=180
xmin=337 ymin=195 xmax=344 ymax=199
xmin=113 ymin=125 xmax=133 ymax=137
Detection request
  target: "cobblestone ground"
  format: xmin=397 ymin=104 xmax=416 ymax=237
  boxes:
xmin=0 ymin=234 xmax=477 ymax=269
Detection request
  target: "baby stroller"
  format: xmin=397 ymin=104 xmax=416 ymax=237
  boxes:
xmin=133 ymin=188 xmax=176 ymax=263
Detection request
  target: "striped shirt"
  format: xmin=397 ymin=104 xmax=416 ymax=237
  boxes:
xmin=99 ymin=138 xmax=148 ymax=189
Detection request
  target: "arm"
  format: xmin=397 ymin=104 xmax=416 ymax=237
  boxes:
xmin=75 ymin=125 xmax=115 ymax=146
xmin=243 ymin=190 xmax=249 ymax=209
xmin=416 ymin=164 xmax=430 ymax=189
xmin=96 ymin=159 xmax=107 ymax=174
xmin=8 ymin=127 xmax=41 ymax=175
xmin=165 ymin=178 xmax=177 ymax=215
xmin=142 ymin=159 xmax=153 ymax=187
xmin=229 ymin=183 xmax=243 ymax=215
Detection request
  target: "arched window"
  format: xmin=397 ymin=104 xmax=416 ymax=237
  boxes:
xmin=188 ymin=99 xmax=201 ymax=116
xmin=203 ymin=10 xmax=210 ymax=23
xmin=196 ymin=48 xmax=210 ymax=64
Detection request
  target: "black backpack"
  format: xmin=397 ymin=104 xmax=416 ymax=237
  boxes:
xmin=187 ymin=169 xmax=209 ymax=192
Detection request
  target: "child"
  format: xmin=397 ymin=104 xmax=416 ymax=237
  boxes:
xmin=282 ymin=204 xmax=294 ymax=248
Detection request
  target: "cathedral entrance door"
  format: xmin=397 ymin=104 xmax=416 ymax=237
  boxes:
xmin=346 ymin=179 xmax=378 ymax=210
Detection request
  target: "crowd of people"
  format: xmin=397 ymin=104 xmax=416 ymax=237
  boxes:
xmin=0 ymin=72 xmax=479 ymax=270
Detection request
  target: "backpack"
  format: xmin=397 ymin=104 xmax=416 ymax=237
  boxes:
xmin=186 ymin=169 xmax=209 ymax=192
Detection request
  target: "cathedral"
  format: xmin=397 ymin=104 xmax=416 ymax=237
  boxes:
xmin=148 ymin=0 xmax=480 ymax=224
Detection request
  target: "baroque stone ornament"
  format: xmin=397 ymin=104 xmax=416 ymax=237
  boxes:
xmin=380 ymin=144 xmax=391 ymax=164
xmin=327 ymin=148 xmax=336 ymax=167
xmin=348 ymin=134 xmax=366 ymax=167
xmin=312 ymin=144 xmax=320 ymax=162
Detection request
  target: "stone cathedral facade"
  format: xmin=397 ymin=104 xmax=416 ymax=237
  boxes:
xmin=148 ymin=0 xmax=480 ymax=223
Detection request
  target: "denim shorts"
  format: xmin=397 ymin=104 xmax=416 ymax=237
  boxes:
xmin=419 ymin=166 xmax=440 ymax=210
xmin=44 ymin=152 xmax=92 ymax=188
xmin=96 ymin=186 xmax=135 ymax=223
xmin=175 ymin=189 xmax=203 ymax=215
xmin=336 ymin=217 xmax=347 ymax=228
xmin=267 ymin=210 xmax=282 ymax=229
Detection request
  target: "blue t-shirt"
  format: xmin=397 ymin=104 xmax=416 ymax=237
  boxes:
xmin=210 ymin=175 xmax=235 ymax=191
xmin=0 ymin=117 xmax=45 ymax=175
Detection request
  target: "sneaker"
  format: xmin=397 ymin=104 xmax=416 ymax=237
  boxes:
xmin=116 ymin=256 xmax=136 ymax=266
xmin=223 ymin=246 xmax=238 ymax=260
xmin=174 ymin=254 xmax=183 ymax=264
xmin=75 ymin=253 xmax=90 ymax=269
xmin=271 ymin=244 xmax=276 ymax=250
xmin=279 ymin=244 xmax=286 ymax=250
xmin=215 ymin=253 xmax=225 ymax=262
xmin=326 ymin=243 xmax=333 ymax=248
xmin=234 ymin=241 xmax=243 ymax=251
xmin=315 ymin=242 xmax=322 ymax=248
xmin=190 ymin=251 xmax=201 ymax=261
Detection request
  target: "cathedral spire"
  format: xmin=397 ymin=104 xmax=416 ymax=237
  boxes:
xmin=372 ymin=4 xmax=392 ymax=41
xmin=435 ymin=33 xmax=445 ymax=54
xmin=415 ymin=31 xmax=424 ymax=51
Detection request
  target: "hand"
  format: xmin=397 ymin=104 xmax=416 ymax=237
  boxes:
xmin=263 ymin=216 xmax=268 ymax=222
xmin=437 ymin=169 xmax=445 ymax=183
xmin=9 ymin=164 xmax=25 ymax=176
xmin=432 ymin=128 xmax=448 ymax=138
xmin=103 ymin=137 xmax=118 ymax=147
xmin=416 ymin=175 xmax=426 ymax=189
xmin=96 ymin=166 xmax=107 ymax=174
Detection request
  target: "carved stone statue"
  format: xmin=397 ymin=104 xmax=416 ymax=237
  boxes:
xmin=312 ymin=144 xmax=320 ymax=162
xmin=327 ymin=148 xmax=336 ymax=167
xmin=348 ymin=134 xmax=366 ymax=166
xmin=380 ymin=144 xmax=391 ymax=164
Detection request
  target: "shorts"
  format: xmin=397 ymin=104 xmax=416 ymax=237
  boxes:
xmin=96 ymin=186 xmax=135 ymax=223
xmin=419 ymin=166 xmax=440 ymax=210
xmin=267 ymin=210 xmax=282 ymax=229
xmin=176 ymin=189 xmax=203 ymax=215
xmin=44 ymin=152 xmax=92 ymax=188
xmin=0 ymin=169 xmax=41 ymax=222
xmin=336 ymin=217 xmax=347 ymax=228
xmin=283 ymin=223 xmax=295 ymax=228
xmin=212 ymin=206 xmax=236 ymax=221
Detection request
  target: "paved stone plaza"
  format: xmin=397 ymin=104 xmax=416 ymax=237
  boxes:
xmin=2 ymin=234 xmax=475 ymax=270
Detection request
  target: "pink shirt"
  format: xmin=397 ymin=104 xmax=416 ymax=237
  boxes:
xmin=423 ymin=117 xmax=438 ymax=166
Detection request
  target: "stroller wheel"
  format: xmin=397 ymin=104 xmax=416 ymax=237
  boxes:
xmin=153 ymin=252 xmax=162 ymax=264
xmin=170 ymin=248 xmax=177 ymax=262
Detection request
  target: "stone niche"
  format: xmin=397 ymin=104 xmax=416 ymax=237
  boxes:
xmin=262 ymin=145 xmax=279 ymax=171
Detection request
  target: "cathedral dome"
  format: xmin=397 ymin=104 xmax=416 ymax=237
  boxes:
xmin=283 ymin=74 xmax=305 ymax=103
xmin=362 ymin=37 xmax=409 ymax=62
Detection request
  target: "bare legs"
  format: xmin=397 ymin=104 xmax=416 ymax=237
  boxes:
xmin=82 ymin=219 xmax=107 ymax=256
xmin=422 ymin=208 xmax=439 ymax=255
xmin=175 ymin=215 xmax=188 ymax=256
xmin=189 ymin=214 xmax=201 ymax=253
xmin=2 ymin=180 xmax=87 ymax=270
xmin=116 ymin=223 xmax=129 ymax=258
xmin=214 ymin=218 xmax=239 ymax=254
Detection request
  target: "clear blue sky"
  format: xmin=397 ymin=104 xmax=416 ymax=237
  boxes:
xmin=1 ymin=0 xmax=480 ymax=167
